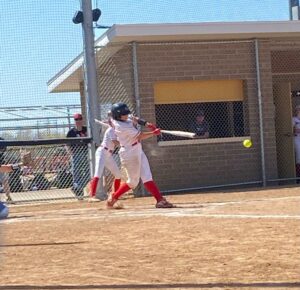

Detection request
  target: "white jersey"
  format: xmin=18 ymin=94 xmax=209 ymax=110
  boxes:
xmin=101 ymin=127 xmax=118 ymax=151
xmin=111 ymin=118 xmax=152 ymax=188
xmin=112 ymin=119 xmax=140 ymax=147
xmin=293 ymin=116 xmax=300 ymax=137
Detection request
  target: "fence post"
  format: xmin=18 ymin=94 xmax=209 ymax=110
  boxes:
xmin=132 ymin=42 xmax=141 ymax=116
xmin=255 ymin=39 xmax=267 ymax=187
xmin=132 ymin=42 xmax=146 ymax=196
xmin=81 ymin=0 xmax=100 ymax=143
xmin=80 ymin=0 xmax=105 ymax=198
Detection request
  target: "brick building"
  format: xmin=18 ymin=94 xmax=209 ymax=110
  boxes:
xmin=48 ymin=21 xmax=300 ymax=192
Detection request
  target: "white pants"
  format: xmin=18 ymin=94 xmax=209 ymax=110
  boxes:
xmin=94 ymin=147 xmax=121 ymax=179
xmin=119 ymin=143 xmax=152 ymax=188
xmin=294 ymin=137 xmax=300 ymax=164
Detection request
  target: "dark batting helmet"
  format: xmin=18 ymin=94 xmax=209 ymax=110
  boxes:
xmin=111 ymin=102 xmax=131 ymax=120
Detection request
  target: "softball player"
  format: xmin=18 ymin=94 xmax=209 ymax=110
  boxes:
xmin=107 ymin=102 xmax=174 ymax=209
xmin=293 ymin=105 xmax=300 ymax=178
xmin=89 ymin=118 xmax=121 ymax=199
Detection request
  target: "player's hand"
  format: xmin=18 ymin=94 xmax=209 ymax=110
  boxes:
xmin=146 ymin=123 xmax=157 ymax=130
xmin=152 ymin=128 xmax=161 ymax=135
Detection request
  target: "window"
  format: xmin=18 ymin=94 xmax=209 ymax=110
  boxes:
xmin=154 ymin=79 xmax=247 ymax=142
xmin=155 ymin=102 xmax=245 ymax=141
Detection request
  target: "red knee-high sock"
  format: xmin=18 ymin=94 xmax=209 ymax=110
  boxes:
xmin=113 ymin=183 xmax=131 ymax=200
xmin=143 ymin=180 xmax=163 ymax=202
xmin=90 ymin=177 xmax=99 ymax=197
xmin=113 ymin=178 xmax=121 ymax=192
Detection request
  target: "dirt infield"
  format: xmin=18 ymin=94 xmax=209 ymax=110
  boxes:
xmin=0 ymin=186 xmax=300 ymax=290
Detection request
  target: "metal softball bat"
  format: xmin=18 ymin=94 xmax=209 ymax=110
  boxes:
xmin=160 ymin=130 xmax=196 ymax=138
xmin=94 ymin=118 xmax=110 ymax=127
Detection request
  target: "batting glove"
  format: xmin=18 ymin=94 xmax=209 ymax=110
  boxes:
xmin=146 ymin=123 xmax=157 ymax=130
xmin=152 ymin=128 xmax=161 ymax=135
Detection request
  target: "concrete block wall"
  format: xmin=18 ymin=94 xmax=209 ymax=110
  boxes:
xmin=96 ymin=40 xmax=280 ymax=191
xmin=96 ymin=45 xmax=135 ymax=111
xmin=134 ymin=40 xmax=277 ymax=190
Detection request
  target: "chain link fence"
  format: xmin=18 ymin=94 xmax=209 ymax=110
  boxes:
xmin=94 ymin=38 xmax=300 ymax=192
xmin=0 ymin=139 xmax=91 ymax=203
xmin=95 ymin=40 xmax=258 ymax=193
xmin=0 ymin=0 xmax=92 ymax=203
xmin=95 ymin=43 xmax=142 ymax=196
xmin=1 ymin=1 xmax=300 ymax=204
xmin=149 ymin=41 xmax=252 ymax=144
xmin=0 ymin=105 xmax=82 ymax=140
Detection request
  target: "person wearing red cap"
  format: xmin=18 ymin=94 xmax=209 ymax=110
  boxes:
xmin=73 ymin=113 xmax=82 ymax=120
xmin=66 ymin=113 xmax=89 ymax=199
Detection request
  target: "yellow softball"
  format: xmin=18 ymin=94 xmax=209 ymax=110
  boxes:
xmin=243 ymin=139 xmax=252 ymax=148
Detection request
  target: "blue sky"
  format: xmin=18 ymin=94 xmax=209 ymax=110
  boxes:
xmin=0 ymin=0 xmax=290 ymax=128
xmin=0 ymin=0 xmax=82 ymax=108
xmin=98 ymin=0 xmax=289 ymax=27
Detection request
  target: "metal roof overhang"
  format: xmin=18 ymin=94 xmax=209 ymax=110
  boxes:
xmin=47 ymin=21 xmax=300 ymax=93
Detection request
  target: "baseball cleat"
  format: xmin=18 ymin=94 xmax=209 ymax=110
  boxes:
xmin=106 ymin=194 xmax=117 ymax=208
xmin=87 ymin=197 xmax=101 ymax=203
xmin=155 ymin=198 xmax=175 ymax=208
xmin=106 ymin=194 xmax=124 ymax=209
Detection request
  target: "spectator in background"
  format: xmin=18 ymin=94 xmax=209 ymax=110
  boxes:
xmin=293 ymin=105 xmax=300 ymax=180
xmin=66 ymin=113 xmax=89 ymax=199
xmin=0 ymin=149 xmax=34 ymax=219
xmin=189 ymin=110 xmax=210 ymax=139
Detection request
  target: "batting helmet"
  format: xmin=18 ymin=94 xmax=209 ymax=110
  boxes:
xmin=111 ymin=103 xmax=131 ymax=120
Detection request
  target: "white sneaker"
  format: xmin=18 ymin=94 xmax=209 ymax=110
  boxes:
xmin=87 ymin=197 xmax=100 ymax=203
